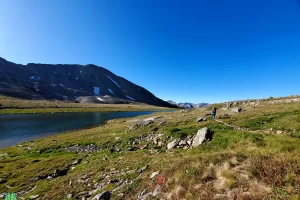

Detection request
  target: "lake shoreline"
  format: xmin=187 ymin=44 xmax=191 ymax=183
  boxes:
xmin=0 ymin=107 xmax=177 ymax=115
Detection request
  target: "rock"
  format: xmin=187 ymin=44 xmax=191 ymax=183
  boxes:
xmin=157 ymin=141 xmax=163 ymax=147
xmin=178 ymin=140 xmax=187 ymax=146
xmin=65 ymin=144 xmax=100 ymax=153
xmin=276 ymin=130 xmax=284 ymax=134
xmin=142 ymin=120 xmax=154 ymax=126
xmin=153 ymin=137 xmax=160 ymax=145
xmin=53 ymin=168 xmax=69 ymax=177
xmin=0 ymin=179 xmax=7 ymax=184
xmin=92 ymin=191 xmax=111 ymax=200
xmin=144 ymin=116 xmax=162 ymax=121
xmin=197 ymin=117 xmax=207 ymax=122
xmin=167 ymin=139 xmax=180 ymax=150
xmin=115 ymin=137 xmax=121 ymax=141
xmin=157 ymin=121 xmax=166 ymax=126
xmin=191 ymin=127 xmax=214 ymax=147
xmin=137 ymin=165 xmax=148 ymax=174
xmin=67 ymin=194 xmax=73 ymax=199
xmin=152 ymin=186 xmax=160 ymax=197
xmin=127 ymin=146 xmax=138 ymax=151
xmin=72 ymin=159 xmax=82 ymax=165
xmin=129 ymin=123 xmax=141 ymax=130
xmin=150 ymin=171 xmax=160 ymax=179
xmin=232 ymin=107 xmax=242 ymax=113
xmin=36 ymin=174 xmax=48 ymax=180
xmin=30 ymin=195 xmax=39 ymax=199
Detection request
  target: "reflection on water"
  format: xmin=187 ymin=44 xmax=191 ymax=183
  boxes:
xmin=0 ymin=111 xmax=156 ymax=148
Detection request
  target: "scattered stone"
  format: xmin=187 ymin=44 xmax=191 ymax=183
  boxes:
xmin=191 ymin=127 xmax=214 ymax=147
xmin=36 ymin=174 xmax=48 ymax=180
xmin=0 ymin=179 xmax=7 ymax=184
xmin=138 ymin=186 xmax=161 ymax=200
xmin=150 ymin=171 xmax=160 ymax=179
xmin=157 ymin=121 xmax=167 ymax=126
xmin=232 ymin=107 xmax=243 ymax=113
xmin=29 ymin=195 xmax=39 ymax=199
xmin=53 ymin=168 xmax=69 ymax=178
xmin=92 ymin=191 xmax=111 ymax=200
xmin=167 ymin=139 xmax=180 ymax=150
xmin=178 ymin=140 xmax=187 ymax=146
xmin=65 ymin=144 xmax=100 ymax=153
xmin=67 ymin=194 xmax=73 ymax=199
xmin=137 ymin=166 xmax=148 ymax=174
xmin=142 ymin=120 xmax=154 ymax=126
xmin=197 ymin=117 xmax=207 ymax=122
xmin=115 ymin=137 xmax=121 ymax=141
xmin=72 ymin=159 xmax=82 ymax=165
xmin=276 ymin=130 xmax=284 ymax=134
xmin=127 ymin=146 xmax=138 ymax=151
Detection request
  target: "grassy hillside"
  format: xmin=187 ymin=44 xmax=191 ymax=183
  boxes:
xmin=0 ymin=96 xmax=300 ymax=199
xmin=0 ymin=96 xmax=174 ymax=114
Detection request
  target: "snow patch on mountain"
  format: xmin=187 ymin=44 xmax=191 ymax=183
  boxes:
xmin=94 ymin=87 xmax=100 ymax=95
xmin=107 ymin=76 xmax=120 ymax=88
xmin=108 ymin=89 xmax=113 ymax=94
xmin=126 ymin=95 xmax=135 ymax=101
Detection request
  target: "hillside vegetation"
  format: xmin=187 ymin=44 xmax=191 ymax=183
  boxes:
xmin=0 ymin=96 xmax=173 ymax=114
xmin=1 ymin=96 xmax=300 ymax=199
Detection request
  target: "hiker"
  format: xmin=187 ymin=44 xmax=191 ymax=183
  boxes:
xmin=211 ymin=107 xmax=217 ymax=119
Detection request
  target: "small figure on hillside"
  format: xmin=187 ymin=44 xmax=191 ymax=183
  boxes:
xmin=211 ymin=107 xmax=217 ymax=119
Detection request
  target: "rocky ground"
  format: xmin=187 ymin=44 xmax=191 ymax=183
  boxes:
xmin=1 ymin=95 xmax=300 ymax=199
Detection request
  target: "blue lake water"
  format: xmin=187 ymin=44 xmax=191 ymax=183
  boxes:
xmin=0 ymin=111 xmax=164 ymax=148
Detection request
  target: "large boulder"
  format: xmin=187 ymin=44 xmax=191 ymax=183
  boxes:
xmin=191 ymin=127 xmax=214 ymax=147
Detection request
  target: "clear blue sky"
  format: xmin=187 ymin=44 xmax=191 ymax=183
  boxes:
xmin=1 ymin=0 xmax=300 ymax=103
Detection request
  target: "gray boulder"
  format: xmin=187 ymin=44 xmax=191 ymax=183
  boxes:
xmin=191 ymin=127 xmax=213 ymax=147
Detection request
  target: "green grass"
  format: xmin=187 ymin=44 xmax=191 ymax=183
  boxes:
xmin=0 ymin=96 xmax=176 ymax=114
xmin=0 ymin=98 xmax=300 ymax=199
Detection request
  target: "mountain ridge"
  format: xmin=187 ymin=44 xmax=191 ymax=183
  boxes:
xmin=167 ymin=100 xmax=209 ymax=108
xmin=0 ymin=57 xmax=177 ymax=108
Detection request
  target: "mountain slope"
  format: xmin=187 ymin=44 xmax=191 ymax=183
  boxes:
xmin=0 ymin=57 xmax=176 ymax=108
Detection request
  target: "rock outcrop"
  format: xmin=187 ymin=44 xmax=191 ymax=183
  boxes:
xmin=167 ymin=127 xmax=214 ymax=150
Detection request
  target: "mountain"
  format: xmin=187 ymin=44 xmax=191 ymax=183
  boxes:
xmin=168 ymin=101 xmax=208 ymax=109
xmin=0 ymin=57 xmax=177 ymax=108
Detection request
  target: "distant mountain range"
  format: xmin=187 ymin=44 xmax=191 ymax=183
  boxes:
xmin=167 ymin=101 xmax=208 ymax=109
xmin=0 ymin=57 xmax=177 ymax=108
